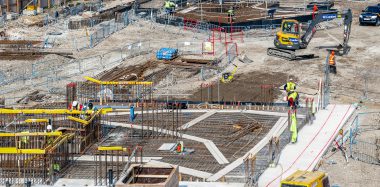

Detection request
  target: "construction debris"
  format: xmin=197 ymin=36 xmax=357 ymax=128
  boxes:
xmin=16 ymin=91 xmax=45 ymax=104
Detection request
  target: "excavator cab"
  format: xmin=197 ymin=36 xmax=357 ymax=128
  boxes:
xmin=274 ymin=20 xmax=302 ymax=51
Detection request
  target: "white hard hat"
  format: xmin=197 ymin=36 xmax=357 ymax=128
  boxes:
xmin=47 ymin=125 xmax=52 ymax=130
xmin=72 ymin=101 xmax=78 ymax=106
xmin=289 ymin=78 xmax=293 ymax=81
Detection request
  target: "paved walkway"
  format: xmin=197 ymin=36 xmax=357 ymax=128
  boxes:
xmin=258 ymin=104 xmax=355 ymax=187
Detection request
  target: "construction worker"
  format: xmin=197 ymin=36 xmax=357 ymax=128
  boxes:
xmin=46 ymin=124 xmax=52 ymax=133
xmin=287 ymin=91 xmax=299 ymax=109
xmin=312 ymin=4 xmax=319 ymax=20
xmin=20 ymin=131 xmax=29 ymax=148
xmin=227 ymin=7 xmax=235 ymax=22
xmin=328 ymin=50 xmax=337 ymax=74
xmin=284 ymin=78 xmax=296 ymax=93
xmin=164 ymin=0 xmax=176 ymax=15
xmin=176 ymin=141 xmax=183 ymax=153
xmin=53 ymin=163 xmax=60 ymax=173
xmin=290 ymin=112 xmax=297 ymax=143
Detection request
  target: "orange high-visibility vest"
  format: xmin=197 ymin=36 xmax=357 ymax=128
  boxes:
xmin=329 ymin=54 xmax=335 ymax=65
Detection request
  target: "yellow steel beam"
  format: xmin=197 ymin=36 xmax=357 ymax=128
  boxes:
xmin=68 ymin=116 xmax=89 ymax=125
xmin=0 ymin=147 xmax=45 ymax=154
xmin=25 ymin=119 xmax=49 ymax=123
xmin=84 ymin=76 xmax=153 ymax=85
xmin=0 ymin=132 xmax=62 ymax=137
xmin=0 ymin=147 xmax=17 ymax=153
xmin=48 ymin=133 xmax=75 ymax=151
xmin=68 ymin=108 xmax=103 ymax=126
xmin=20 ymin=149 xmax=45 ymax=154
xmin=84 ymin=109 xmax=102 ymax=127
xmin=84 ymin=76 xmax=102 ymax=84
xmin=98 ymin=146 xmax=126 ymax=151
xmin=0 ymin=109 xmax=110 ymax=115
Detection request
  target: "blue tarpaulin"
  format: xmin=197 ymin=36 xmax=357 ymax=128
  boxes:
xmin=156 ymin=48 xmax=178 ymax=60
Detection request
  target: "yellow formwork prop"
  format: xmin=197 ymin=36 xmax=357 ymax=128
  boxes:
xmin=0 ymin=147 xmax=46 ymax=154
xmin=84 ymin=76 xmax=153 ymax=85
xmin=25 ymin=119 xmax=49 ymax=123
xmin=68 ymin=109 xmax=102 ymax=126
xmin=0 ymin=109 xmax=111 ymax=115
xmin=0 ymin=131 xmax=62 ymax=137
xmin=98 ymin=146 xmax=127 ymax=151
xmin=68 ymin=116 xmax=89 ymax=125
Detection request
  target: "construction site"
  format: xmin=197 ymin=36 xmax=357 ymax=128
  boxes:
xmin=0 ymin=0 xmax=379 ymax=186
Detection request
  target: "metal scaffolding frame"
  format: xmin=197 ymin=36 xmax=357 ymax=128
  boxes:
xmin=0 ymin=132 xmax=75 ymax=185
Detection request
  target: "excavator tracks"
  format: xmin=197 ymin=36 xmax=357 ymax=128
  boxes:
xmin=267 ymin=48 xmax=296 ymax=61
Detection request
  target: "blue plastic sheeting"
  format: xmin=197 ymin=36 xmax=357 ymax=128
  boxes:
xmin=156 ymin=48 xmax=178 ymax=60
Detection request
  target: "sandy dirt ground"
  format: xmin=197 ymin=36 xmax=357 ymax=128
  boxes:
xmin=0 ymin=0 xmax=379 ymax=183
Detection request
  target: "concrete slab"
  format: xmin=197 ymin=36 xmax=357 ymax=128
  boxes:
xmin=207 ymin=117 xmax=289 ymax=182
xmin=106 ymin=121 xmax=229 ymax=164
xmin=179 ymin=111 xmax=217 ymax=130
xmin=258 ymin=104 xmax=355 ymax=187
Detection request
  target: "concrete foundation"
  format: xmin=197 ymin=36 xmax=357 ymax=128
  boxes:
xmin=116 ymin=164 xmax=179 ymax=187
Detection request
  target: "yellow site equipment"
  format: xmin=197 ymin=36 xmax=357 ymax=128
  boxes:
xmin=268 ymin=9 xmax=352 ymax=60
xmin=221 ymin=64 xmax=237 ymax=83
xmin=26 ymin=5 xmax=36 ymax=11
xmin=281 ymin=170 xmax=330 ymax=187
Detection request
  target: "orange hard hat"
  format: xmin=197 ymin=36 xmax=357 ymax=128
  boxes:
xmin=331 ymin=50 xmax=335 ymax=55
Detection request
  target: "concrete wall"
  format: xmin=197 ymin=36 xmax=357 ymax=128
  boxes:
xmin=115 ymin=164 xmax=179 ymax=187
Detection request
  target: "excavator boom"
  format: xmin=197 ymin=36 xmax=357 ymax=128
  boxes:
xmin=268 ymin=9 xmax=353 ymax=60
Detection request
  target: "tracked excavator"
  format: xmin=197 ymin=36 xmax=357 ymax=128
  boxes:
xmin=267 ymin=9 xmax=352 ymax=60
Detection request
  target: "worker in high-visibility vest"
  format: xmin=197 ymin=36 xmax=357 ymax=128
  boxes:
xmin=20 ymin=131 xmax=30 ymax=149
xmin=53 ymin=163 xmax=60 ymax=173
xmin=290 ymin=112 xmax=297 ymax=143
xmin=284 ymin=78 xmax=296 ymax=93
xmin=227 ymin=7 xmax=235 ymax=22
xmin=46 ymin=125 xmax=55 ymax=145
xmin=164 ymin=0 xmax=176 ymax=15
xmin=287 ymin=91 xmax=299 ymax=109
xmin=176 ymin=141 xmax=184 ymax=153
xmin=329 ymin=50 xmax=336 ymax=74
